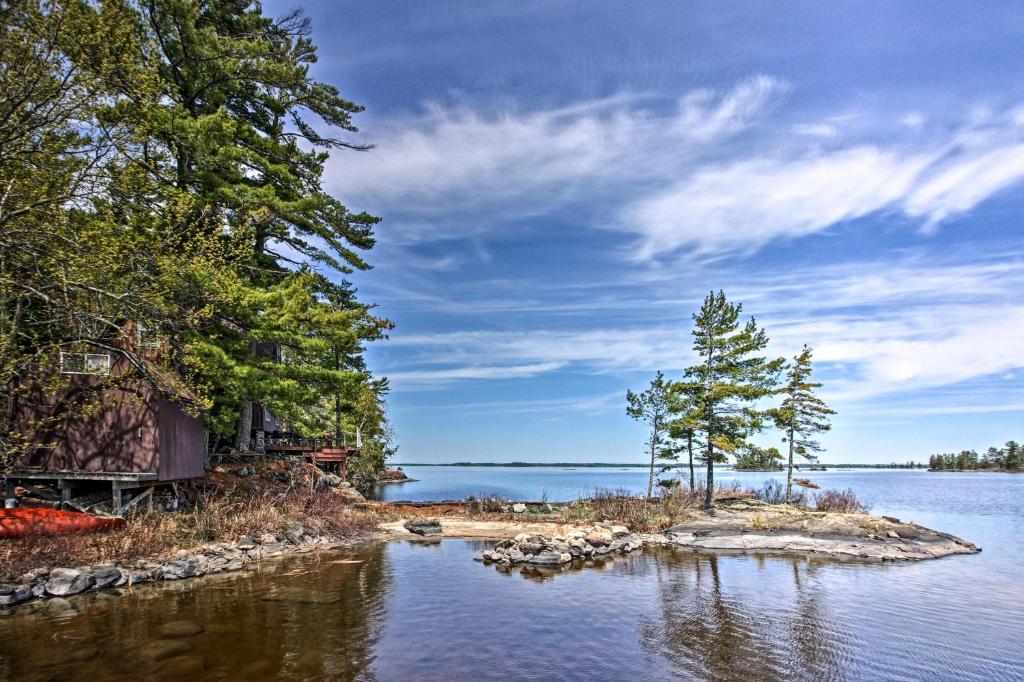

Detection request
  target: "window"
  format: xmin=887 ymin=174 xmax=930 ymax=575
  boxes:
xmin=137 ymin=322 xmax=161 ymax=349
xmin=60 ymin=352 xmax=111 ymax=375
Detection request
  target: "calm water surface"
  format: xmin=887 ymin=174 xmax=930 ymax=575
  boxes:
xmin=1 ymin=469 xmax=1022 ymax=681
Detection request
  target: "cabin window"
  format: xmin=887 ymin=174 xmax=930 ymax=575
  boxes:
xmin=60 ymin=352 xmax=111 ymax=375
xmin=137 ymin=322 xmax=161 ymax=349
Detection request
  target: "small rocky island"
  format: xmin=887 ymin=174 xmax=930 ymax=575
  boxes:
xmin=386 ymin=499 xmax=980 ymax=564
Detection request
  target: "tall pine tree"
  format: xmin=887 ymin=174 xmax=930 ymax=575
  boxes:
xmin=681 ymin=291 xmax=783 ymax=509
xmin=627 ymin=371 xmax=676 ymax=499
xmin=770 ymin=345 xmax=836 ymax=501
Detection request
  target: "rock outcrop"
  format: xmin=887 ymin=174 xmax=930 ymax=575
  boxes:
xmin=475 ymin=524 xmax=649 ymax=566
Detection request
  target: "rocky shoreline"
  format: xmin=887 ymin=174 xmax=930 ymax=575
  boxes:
xmin=476 ymin=523 xmax=652 ymax=566
xmin=1 ymin=501 xmax=980 ymax=612
xmin=0 ymin=524 xmax=361 ymax=611
xmin=385 ymin=502 xmax=981 ymax=564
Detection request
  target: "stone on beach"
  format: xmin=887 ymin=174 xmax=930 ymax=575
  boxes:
xmin=404 ymin=519 xmax=442 ymax=536
xmin=480 ymin=524 xmax=646 ymax=568
xmin=44 ymin=568 xmax=94 ymax=597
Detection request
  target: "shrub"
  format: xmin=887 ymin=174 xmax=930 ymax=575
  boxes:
xmin=814 ymin=488 xmax=869 ymax=513
xmin=0 ymin=482 xmax=378 ymax=581
xmin=756 ymin=479 xmax=787 ymax=505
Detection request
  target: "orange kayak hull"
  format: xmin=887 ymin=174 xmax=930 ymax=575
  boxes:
xmin=0 ymin=508 xmax=125 ymax=538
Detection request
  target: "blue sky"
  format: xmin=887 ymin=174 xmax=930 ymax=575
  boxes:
xmin=271 ymin=1 xmax=1024 ymax=463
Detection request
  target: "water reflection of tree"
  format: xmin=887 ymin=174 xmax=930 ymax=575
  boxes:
xmin=641 ymin=551 xmax=843 ymax=682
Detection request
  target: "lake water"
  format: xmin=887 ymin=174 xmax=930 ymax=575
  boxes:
xmin=1 ymin=469 xmax=1023 ymax=680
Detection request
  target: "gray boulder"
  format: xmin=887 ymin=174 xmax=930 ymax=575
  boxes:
xmin=528 ymin=550 xmax=569 ymax=566
xmin=90 ymin=566 xmax=122 ymax=589
xmin=45 ymin=568 xmax=95 ymax=597
xmin=0 ymin=584 xmax=32 ymax=608
xmin=403 ymin=520 xmax=442 ymax=536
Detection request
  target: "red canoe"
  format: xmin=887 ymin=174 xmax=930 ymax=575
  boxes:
xmin=0 ymin=508 xmax=125 ymax=538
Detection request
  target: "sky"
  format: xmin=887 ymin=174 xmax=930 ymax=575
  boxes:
xmin=268 ymin=0 xmax=1024 ymax=463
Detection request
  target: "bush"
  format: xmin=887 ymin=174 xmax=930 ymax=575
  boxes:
xmin=814 ymin=488 xmax=869 ymax=513
xmin=756 ymin=479 xmax=787 ymax=505
xmin=0 ymin=479 xmax=378 ymax=581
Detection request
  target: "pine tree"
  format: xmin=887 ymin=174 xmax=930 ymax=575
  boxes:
xmin=112 ymin=1 xmax=387 ymax=445
xmin=681 ymin=291 xmax=784 ymax=509
xmin=1005 ymin=441 xmax=1021 ymax=470
xmin=770 ymin=345 xmax=836 ymax=501
xmin=667 ymin=386 xmax=702 ymax=489
xmin=627 ymin=371 xmax=676 ymax=499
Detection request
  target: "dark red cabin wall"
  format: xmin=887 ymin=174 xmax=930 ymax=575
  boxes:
xmin=156 ymin=396 xmax=205 ymax=481
xmin=14 ymin=354 xmax=159 ymax=474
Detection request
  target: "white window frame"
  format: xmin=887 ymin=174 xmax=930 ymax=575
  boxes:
xmin=136 ymin=322 xmax=162 ymax=349
xmin=60 ymin=352 xmax=111 ymax=375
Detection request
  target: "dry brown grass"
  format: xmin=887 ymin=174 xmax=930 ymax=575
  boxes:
xmin=0 ymin=464 xmax=379 ymax=581
xmin=554 ymin=483 xmax=757 ymax=532
xmin=814 ymin=488 xmax=869 ymax=513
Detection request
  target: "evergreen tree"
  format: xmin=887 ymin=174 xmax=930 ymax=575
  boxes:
xmin=627 ymin=371 xmax=676 ymax=499
xmin=770 ymin=345 xmax=836 ymax=501
xmin=110 ymin=0 xmax=385 ymax=447
xmin=667 ymin=390 xmax=702 ymax=490
xmin=1005 ymin=441 xmax=1021 ymax=470
xmin=680 ymin=291 xmax=784 ymax=509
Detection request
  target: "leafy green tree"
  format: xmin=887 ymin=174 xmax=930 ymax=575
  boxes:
xmin=627 ymin=371 xmax=677 ymax=499
xmin=770 ymin=345 xmax=836 ymax=500
xmin=680 ymin=291 xmax=784 ymax=509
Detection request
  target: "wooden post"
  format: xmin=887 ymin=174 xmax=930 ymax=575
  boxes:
xmin=4 ymin=478 xmax=16 ymax=508
xmin=59 ymin=479 xmax=72 ymax=509
xmin=111 ymin=482 xmax=123 ymax=515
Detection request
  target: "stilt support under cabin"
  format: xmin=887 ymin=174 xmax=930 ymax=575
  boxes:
xmin=8 ymin=468 xmax=171 ymax=515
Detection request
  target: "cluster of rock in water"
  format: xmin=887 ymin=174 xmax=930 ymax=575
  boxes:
xmin=0 ymin=522 xmax=354 ymax=610
xmin=475 ymin=524 xmax=664 ymax=566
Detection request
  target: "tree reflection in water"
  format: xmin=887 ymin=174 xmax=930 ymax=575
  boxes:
xmin=641 ymin=550 xmax=843 ymax=682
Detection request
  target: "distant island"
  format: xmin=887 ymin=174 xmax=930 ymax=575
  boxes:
xmin=929 ymin=440 xmax=1021 ymax=471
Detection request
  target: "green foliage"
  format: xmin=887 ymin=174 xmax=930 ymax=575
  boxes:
xmin=734 ymin=444 xmax=784 ymax=470
xmin=930 ymin=441 xmax=1022 ymax=470
xmin=678 ymin=291 xmax=784 ymax=508
xmin=769 ymin=345 xmax=835 ymax=499
xmin=1 ymin=0 xmax=394 ymax=474
xmin=626 ymin=371 xmax=677 ymax=499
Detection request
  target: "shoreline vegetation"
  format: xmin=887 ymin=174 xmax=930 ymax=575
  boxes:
xmin=928 ymin=441 xmax=1022 ymax=471
xmin=0 ymin=462 xmax=979 ymax=612
xmin=398 ymin=462 xmax=928 ymax=469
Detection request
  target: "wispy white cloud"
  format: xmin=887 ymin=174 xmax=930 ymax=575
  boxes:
xmin=627 ymin=146 xmax=933 ymax=259
xmin=332 ymin=80 xmax=1024 ymax=257
xmin=387 ymin=361 xmax=564 ymax=384
xmin=380 ymin=254 xmax=1024 ymax=408
xmin=327 ymin=77 xmax=786 ymax=241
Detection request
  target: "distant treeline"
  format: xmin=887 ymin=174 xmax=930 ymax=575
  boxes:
xmin=398 ymin=461 xmax=928 ymax=469
xmin=929 ymin=441 xmax=1022 ymax=471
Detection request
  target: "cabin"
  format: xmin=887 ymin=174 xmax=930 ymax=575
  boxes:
xmin=7 ymin=335 xmax=205 ymax=513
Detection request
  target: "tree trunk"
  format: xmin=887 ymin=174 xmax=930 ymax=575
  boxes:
xmin=234 ymin=400 xmax=252 ymax=451
xmin=704 ymin=439 xmax=715 ymax=509
xmin=334 ymin=393 xmax=342 ymax=446
xmin=687 ymin=431 xmax=695 ymax=489
xmin=647 ymin=421 xmax=656 ymax=500
xmin=786 ymin=425 xmax=795 ymax=501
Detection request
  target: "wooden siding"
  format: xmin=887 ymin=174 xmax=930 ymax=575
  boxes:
xmin=14 ymin=349 xmax=204 ymax=481
xmin=156 ymin=395 xmax=205 ymax=481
